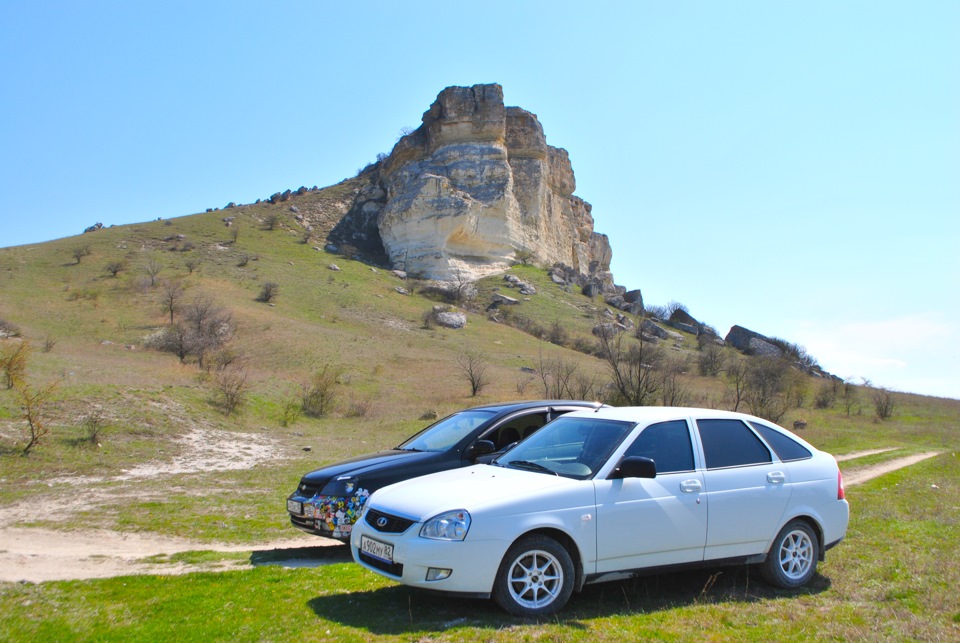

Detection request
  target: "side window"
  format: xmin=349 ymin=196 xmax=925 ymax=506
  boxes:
xmin=623 ymin=420 xmax=694 ymax=473
xmin=696 ymin=419 xmax=772 ymax=469
xmin=482 ymin=412 xmax=548 ymax=450
xmin=749 ymin=421 xmax=812 ymax=462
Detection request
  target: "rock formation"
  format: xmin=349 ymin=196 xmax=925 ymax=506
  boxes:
xmin=332 ymin=84 xmax=613 ymax=284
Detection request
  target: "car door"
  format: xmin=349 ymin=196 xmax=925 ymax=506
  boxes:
xmin=593 ymin=420 xmax=707 ymax=573
xmin=696 ymin=418 xmax=793 ymax=560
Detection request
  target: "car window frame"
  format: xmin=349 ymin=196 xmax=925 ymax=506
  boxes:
xmin=621 ymin=419 xmax=697 ymax=475
xmin=694 ymin=418 xmax=775 ymax=470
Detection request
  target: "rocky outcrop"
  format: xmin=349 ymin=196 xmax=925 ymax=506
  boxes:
xmin=334 ymin=84 xmax=613 ymax=284
xmin=725 ymin=325 xmax=782 ymax=357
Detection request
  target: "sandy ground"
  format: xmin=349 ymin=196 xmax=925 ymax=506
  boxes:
xmin=0 ymin=442 xmax=941 ymax=583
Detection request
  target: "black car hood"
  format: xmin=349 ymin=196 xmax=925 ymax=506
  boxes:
xmin=300 ymin=449 xmax=438 ymax=484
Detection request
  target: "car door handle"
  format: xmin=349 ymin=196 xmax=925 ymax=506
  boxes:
xmin=680 ymin=480 xmax=702 ymax=493
xmin=767 ymin=471 xmax=786 ymax=484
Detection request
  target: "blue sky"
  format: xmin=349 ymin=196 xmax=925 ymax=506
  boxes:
xmin=2 ymin=1 xmax=958 ymax=399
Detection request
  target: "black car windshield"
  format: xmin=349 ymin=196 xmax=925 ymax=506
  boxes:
xmin=398 ymin=410 xmax=496 ymax=452
xmin=497 ymin=416 xmax=635 ymax=479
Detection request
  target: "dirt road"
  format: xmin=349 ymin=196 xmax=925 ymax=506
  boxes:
xmin=0 ymin=444 xmax=941 ymax=583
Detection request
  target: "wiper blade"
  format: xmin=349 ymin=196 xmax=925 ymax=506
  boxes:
xmin=509 ymin=460 xmax=559 ymax=476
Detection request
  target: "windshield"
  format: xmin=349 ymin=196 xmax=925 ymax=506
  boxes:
xmin=398 ymin=410 xmax=496 ymax=452
xmin=497 ymin=416 xmax=635 ymax=479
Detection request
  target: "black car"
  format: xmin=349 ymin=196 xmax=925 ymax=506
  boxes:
xmin=286 ymin=400 xmax=603 ymax=541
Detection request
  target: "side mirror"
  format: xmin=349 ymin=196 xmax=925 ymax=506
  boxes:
xmin=467 ymin=439 xmax=496 ymax=460
xmin=611 ymin=456 xmax=657 ymax=479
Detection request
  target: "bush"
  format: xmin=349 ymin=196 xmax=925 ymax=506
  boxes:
xmin=256 ymin=282 xmax=279 ymax=303
xmin=301 ymin=366 xmax=341 ymax=417
xmin=215 ymin=364 xmax=249 ymax=416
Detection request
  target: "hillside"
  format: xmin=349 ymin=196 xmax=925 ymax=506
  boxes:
xmin=1 ymin=186 xmax=958 ymax=517
xmin=2 ymin=181 xmax=960 ymax=640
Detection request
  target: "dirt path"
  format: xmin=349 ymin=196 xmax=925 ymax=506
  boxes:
xmin=841 ymin=451 xmax=941 ymax=486
xmin=0 ymin=442 xmax=942 ymax=583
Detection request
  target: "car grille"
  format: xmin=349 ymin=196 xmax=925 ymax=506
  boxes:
xmin=358 ymin=551 xmax=404 ymax=577
xmin=364 ymin=508 xmax=415 ymax=534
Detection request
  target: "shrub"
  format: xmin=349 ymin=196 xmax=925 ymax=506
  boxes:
xmin=1 ymin=340 xmax=30 ymax=389
xmin=215 ymin=364 xmax=249 ymax=416
xmin=256 ymin=282 xmax=279 ymax=303
xmin=301 ymin=366 xmax=341 ymax=417
xmin=873 ymin=387 xmax=896 ymax=420
xmin=457 ymin=350 xmax=491 ymax=397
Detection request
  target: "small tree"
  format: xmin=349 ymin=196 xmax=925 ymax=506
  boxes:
xmin=184 ymin=258 xmax=201 ymax=274
xmin=873 ymin=387 xmax=896 ymax=420
xmin=457 ymin=350 xmax=491 ymax=397
xmin=160 ymin=279 xmax=185 ymax=324
xmin=724 ymin=357 xmax=748 ymax=412
xmin=697 ymin=340 xmax=724 ymax=377
xmin=215 ymin=364 xmax=249 ymax=416
xmin=81 ymin=407 xmax=107 ymax=446
xmin=841 ymin=378 xmax=860 ymax=416
xmin=743 ymin=357 xmax=791 ymax=423
xmin=105 ymin=260 xmax=127 ymax=277
xmin=1 ymin=340 xmax=31 ymax=389
xmin=17 ymin=377 xmax=59 ymax=455
xmin=71 ymin=245 xmax=91 ymax=264
xmin=142 ymin=255 xmax=163 ymax=286
xmin=262 ymin=213 xmax=281 ymax=231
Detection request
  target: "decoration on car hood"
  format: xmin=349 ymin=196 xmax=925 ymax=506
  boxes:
xmin=304 ymin=488 xmax=371 ymax=538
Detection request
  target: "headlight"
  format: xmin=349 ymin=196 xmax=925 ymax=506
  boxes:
xmin=420 ymin=509 xmax=471 ymax=541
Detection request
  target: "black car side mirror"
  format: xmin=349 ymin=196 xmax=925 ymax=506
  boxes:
xmin=611 ymin=456 xmax=657 ymax=479
xmin=467 ymin=439 xmax=496 ymax=460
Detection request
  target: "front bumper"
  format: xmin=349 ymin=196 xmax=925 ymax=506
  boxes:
xmin=351 ymin=514 xmax=508 ymax=596
xmin=287 ymin=490 xmax=370 ymax=540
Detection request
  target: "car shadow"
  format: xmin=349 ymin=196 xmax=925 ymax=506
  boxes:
xmin=250 ymin=543 xmax=353 ymax=569
xmin=306 ymin=566 xmax=832 ymax=635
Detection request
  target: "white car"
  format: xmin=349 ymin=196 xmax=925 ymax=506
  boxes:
xmin=350 ymin=407 xmax=849 ymax=616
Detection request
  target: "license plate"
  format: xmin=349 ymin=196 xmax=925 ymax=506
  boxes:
xmin=287 ymin=499 xmax=303 ymax=514
xmin=360 ymin=536 xmax=394 ymax=564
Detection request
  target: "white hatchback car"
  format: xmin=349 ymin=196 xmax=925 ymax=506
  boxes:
xmin=351 ymin=407 xmax=849 ymax=616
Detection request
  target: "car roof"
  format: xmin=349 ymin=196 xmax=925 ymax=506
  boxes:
xmin=461 ymin=400 xmax=605 ymax=414
xmin=561 ymin=406 xmax=777 ymax=426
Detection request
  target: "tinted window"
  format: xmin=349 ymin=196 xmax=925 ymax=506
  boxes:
xmin=624 ymin=420 xmax=694 ymax=473
xmin=398 ymin=410 xmax=495 ymax=451
xmin=696 ymin=419 xmax=772 ymax=469
xmin=749 ymin=421 xmax=812 ymax=462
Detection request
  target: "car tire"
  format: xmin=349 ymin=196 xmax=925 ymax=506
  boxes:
xmin=492 ymin=534 xmax=575 ymax=616
xmin=761 ymin=520 xmax=819 ymax=588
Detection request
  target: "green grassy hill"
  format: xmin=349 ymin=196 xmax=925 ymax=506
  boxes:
xmin=1 ymin=182 xmax=959 ymax=639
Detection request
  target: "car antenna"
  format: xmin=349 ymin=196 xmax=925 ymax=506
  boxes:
xmin=593 ymin=401 xmax=602 ymax=412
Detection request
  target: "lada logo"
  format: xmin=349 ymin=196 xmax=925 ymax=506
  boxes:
xmin=376 ymin=516 xmax=388 ymax=528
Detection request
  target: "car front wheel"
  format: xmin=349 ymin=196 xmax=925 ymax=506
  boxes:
xmin=492 ymin=535 xmax=575 ymax=616
xmin=761 ymin=520 xmax=819 ymax=588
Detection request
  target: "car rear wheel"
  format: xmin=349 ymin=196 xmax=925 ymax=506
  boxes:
xmin=761 ymin=520 xmax=819 ymax=588
xmin=493 ymin=535 xmax=575 ymax=616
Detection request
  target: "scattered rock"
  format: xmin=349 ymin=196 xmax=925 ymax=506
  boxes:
xmin=328 ymin=264 xmax=341 ymax=271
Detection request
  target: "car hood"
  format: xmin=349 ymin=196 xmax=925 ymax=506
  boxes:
xmin=301 ymin=449 xmax=436 ymax=484
xmin=367 ymin=464 xmax=578 ymax=520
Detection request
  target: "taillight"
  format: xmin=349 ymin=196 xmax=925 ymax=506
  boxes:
xmin=837 ymin=470 xmax=846 ymax=500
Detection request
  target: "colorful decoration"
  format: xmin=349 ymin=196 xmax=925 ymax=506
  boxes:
xmin=307 ymin=488 xmax=371 ymax=538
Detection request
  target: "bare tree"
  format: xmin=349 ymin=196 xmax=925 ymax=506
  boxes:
xmin=71 ymin=245 xmax=91 ymax=264
xmin=596 ymin=326 xmax=664 ymax=406
xmin=105 ymin=260 xmax=127 ymax=277
xmin=142 ymin=255 xmax=163 ymax=286
xmin=159 ymin=279 xmax=185 ymax=324
xmin=724 ymin=357 xmax=749 ymax=412
xmin=697 ymin=339 xmax=724 ymax=377
xmin=184 ymin=258 xmax=201 ymax=274
xmin=457 ymin=350 xmax=491 ymax=397
xmin=660 ymin=357 xmax=692 ymax=407
xmin=17 ymin=377 xmax=59 ymax=455
xmin=215 ymin=363 xmax=249 ymax=416
xmin=743 ymin=357 xmax=791 ymax=422
xmin=841 ymin=378 xmax=860 ymax=416
xmin=1 ymin=340 xmax=30 ymax=389
xmin=873 ymin=387 xmax=896 ymax=420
